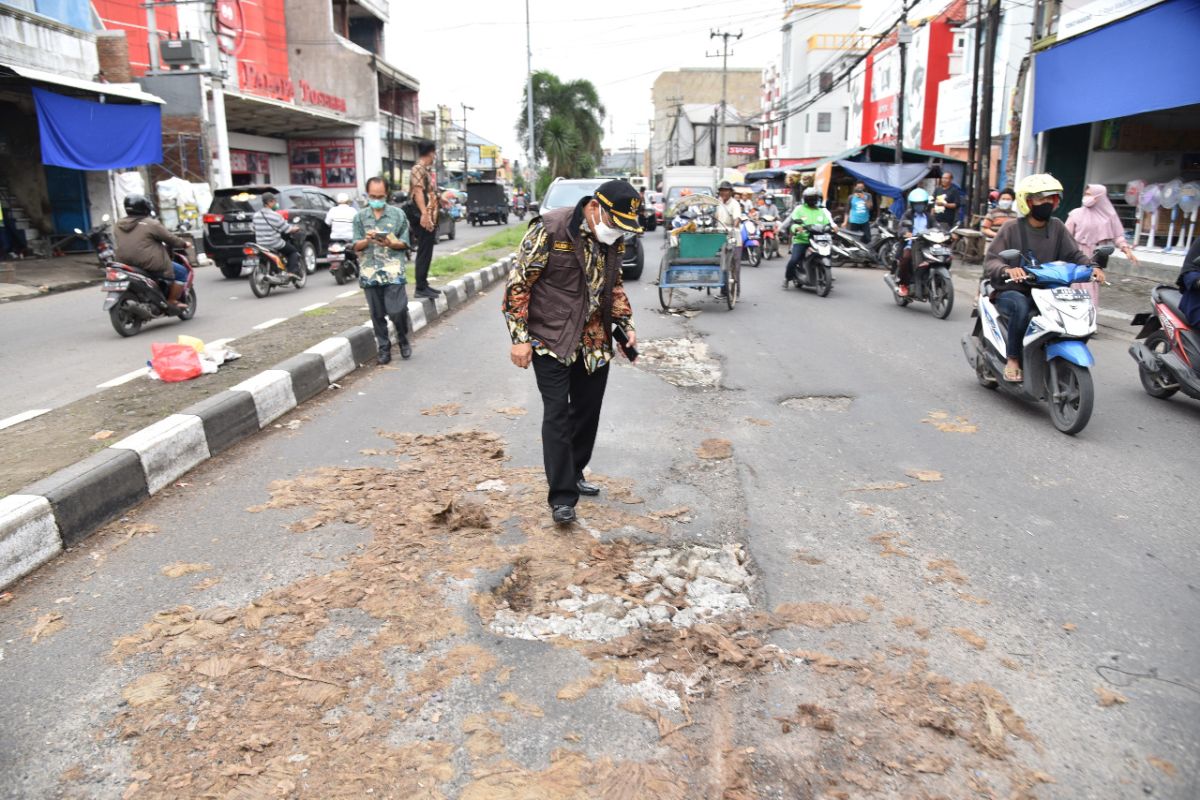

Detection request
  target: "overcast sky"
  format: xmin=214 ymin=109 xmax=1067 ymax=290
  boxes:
xmin=389 ymin=0 xmax=790 ymax=166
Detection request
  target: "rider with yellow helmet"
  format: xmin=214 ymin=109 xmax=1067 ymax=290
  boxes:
xmin=984 ymin=173 xmax=1105 ymax=382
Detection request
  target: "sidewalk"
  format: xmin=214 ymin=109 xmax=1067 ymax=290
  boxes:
xmin=0 ymin=254 xmax=101 ymax=302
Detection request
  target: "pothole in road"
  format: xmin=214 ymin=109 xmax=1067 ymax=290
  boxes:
xmin=634 ymin=337 xmax=721 ymax=388
xmin=780 ymin=394 xmax=854 ymax=412
xmin=485 ymin=541 xmax=753 ymax=643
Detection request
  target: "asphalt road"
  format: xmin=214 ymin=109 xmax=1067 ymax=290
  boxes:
xmin=0 ymin=219 xmax=503 ymax=423
xmin=1 ymin=238 xmax=1196 ymax=798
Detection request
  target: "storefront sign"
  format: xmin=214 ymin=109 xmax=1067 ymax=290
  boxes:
xmin=480 ymin=145 xmax=500 ymax=160
xmin=216 ymin=0 xmax=244 ymax=56
xmin=238 ymin=62 xmax=295 ymax=103
xmin=727 ymin=143 xmax=758 ymax=156
xmin=1057 ymin=0 xmax=1164 ymax=41
xmin=299 ymin=81 xmax=347 ymax=114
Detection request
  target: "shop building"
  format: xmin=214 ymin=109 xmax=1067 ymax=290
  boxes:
xmin=1029 ymin=0 xmax=1200 ymax=236
xmin=1 ymin=2 xmax=165 ymax=252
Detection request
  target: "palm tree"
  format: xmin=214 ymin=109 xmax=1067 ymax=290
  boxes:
xmin=517 ymin=71 xmax=605 ymax=178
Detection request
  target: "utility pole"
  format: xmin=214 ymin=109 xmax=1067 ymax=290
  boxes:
xmin=966 ymin=0 xmax=984 ymax=214
xmin=525 ymin=0 xmax=537 ymax=201
xmin=895 ymin=18 xmax=912 ymax=165
xmin=977 ymin=0 xmax=1001 ymax=213
xmin=665 ymin=95 xmax=684 ymax=167
xmin=708 ymin=29 xmax=742 ymax=183
xmin=461 ymin=102 xmax=474 ymax=189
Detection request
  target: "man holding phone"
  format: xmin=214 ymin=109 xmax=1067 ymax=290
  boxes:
xmin=354 ymin=176 xmax=412 ymax=363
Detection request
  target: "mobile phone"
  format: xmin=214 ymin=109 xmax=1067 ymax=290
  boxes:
xmin=612 ymin=327 xmax=638 ymax=362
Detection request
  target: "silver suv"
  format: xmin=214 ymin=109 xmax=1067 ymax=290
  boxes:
xmin=539 ymin=178 xmax=644 ymax=280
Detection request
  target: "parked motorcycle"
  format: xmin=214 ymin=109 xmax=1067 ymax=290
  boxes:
xmin=740 ymin=217 xmax=762 ymax=267
xmin=883 ymin=227 xmax=955 ymax=319
xmin=961 ymin=246 xmax=1112 ymax=435
xmin=102 ymin=247 xmax=197 ymax=337
xmin=1128 ymin=280 xmax=1200 ymax=402
xmin=870 ymin=216 xmax=901 ymax=270
xmin=831 ymin=227 xmax=879 ymax=269
xmin=326 ymin=240 xmax=359 ymax=285
xmin=244 ymin=242 xmax=306 ymax=298
xmin=786 ymin=224 xmax=834 ymax=297
xmin=75 ymin=215 xmax=116 ymax=269
xmin=760 ymin=214 xmax=780 ymax=260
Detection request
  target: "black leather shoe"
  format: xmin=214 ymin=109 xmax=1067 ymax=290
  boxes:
xmin=428 ymin=286 xmax=443 ymax=295
xmin=377 ymin=349 xmax=392 ymax=365
xmin=576 ymin=479 xmax=600 ymax=496
xmin=551 ymin=505 xmax=577 ymax=524
xmin=399 ymin=342 xmax=412 ymax=360
xmin=415 ymin=287 xmax=438 ymax=299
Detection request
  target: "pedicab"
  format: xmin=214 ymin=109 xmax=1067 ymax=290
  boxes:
xmin=657 ymin=193 xmax=740 ymax=311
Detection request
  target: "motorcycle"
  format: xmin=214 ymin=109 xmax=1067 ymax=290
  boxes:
xmin=102 ymin=247 xmax=197 ymax=337
xmin=870 ymin=216 xmax=901 ymax=270
xmin=740 ymin=218 xmax=762 ymax=267
xmin=831 ymin=226 xmax=879 ymax=269
xmin=75 ymin=215 xmax=116 ymax=269
xmin=786 ymin=223 xmax=834 ymax=297
xmin=326 ymin=240 xmax=359 ymax=286
xmin=244 ymin=242 xmax=307 ymax=298
xmin=961 ymin=246 xmax=1112 ymax=435
xmin=1128 ymin=279 xmax=1200 ymax=402
xmin=883 ymin=227 xmax=955 ymax=319
xmin=760 ymin=214 xmax=780 ymax=260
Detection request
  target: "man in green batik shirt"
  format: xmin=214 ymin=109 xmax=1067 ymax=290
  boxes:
xmin=353 ymin=176 xmax=412 ymax=363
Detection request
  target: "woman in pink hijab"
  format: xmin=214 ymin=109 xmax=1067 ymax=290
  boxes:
xmin=1066 ymin=184 xmax=1138 ymax=304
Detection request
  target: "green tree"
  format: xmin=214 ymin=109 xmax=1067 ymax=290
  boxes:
xmin=516 ymin=70 xmax=605 ymax=179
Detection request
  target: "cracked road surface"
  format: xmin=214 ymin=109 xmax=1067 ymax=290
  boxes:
xmin=1 ymin=253 xmax=1197 ymax=798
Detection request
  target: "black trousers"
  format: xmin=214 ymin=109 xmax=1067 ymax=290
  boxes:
xmin=363 ymin=283 xmax=409 ymax=352
xmin=414 ymin=224 xmax=436 ymax=290
xmin=279 ymin=241 xmax=301 ymax=276
xmin=532 ymin=354 xmax=610 ymax=507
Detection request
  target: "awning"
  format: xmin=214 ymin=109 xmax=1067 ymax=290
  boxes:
xmin=1034 ymin=0 xmax=1200 ymax=134
xmin=222 ymin=91 xmax=358 ymax=138
xmin=33 ymin=88 xmax=162 ymax=170
xmin=0 ymin=64 xmax=164 ymax=104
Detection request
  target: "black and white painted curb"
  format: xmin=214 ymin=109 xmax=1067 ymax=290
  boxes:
xmin=0 ymin=256 xmax=515 ymax=589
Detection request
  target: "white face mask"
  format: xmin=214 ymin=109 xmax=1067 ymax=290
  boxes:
xmin=998 ymin=199 xmax=1013 ymax=210
xmin=591 ymin=207 xmax=623 ymax=245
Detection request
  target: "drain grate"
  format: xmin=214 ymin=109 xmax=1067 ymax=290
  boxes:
xmin=780 ymin=395 xmax=854 ymax=412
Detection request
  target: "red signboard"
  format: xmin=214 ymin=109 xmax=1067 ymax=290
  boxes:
xmin=727 ymin=143 xmax=758 ymax=156
xmin=216 ymin=0 xmax=244 ymax=56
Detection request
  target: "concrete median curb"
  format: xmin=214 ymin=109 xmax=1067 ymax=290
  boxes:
xmin=0 ymin=255 xmax=516 ymax=590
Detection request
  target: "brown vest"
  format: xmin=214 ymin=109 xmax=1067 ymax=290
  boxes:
xmin=527 ymin=207 xmax=622 ymax=360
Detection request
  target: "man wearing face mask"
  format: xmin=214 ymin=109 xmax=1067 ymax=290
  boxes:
xmin=354 ymin=176 xmax=412 ymax=363
xmin=984 ymin=173 xmax=1102 ymax=382
xmin=502 ymin=179 xmax=639 ymax=525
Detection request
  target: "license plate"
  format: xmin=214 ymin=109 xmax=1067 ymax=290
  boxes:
xmin=328 ymin=254 xmax=344 ymax=262
xmin=230 ymin=222 xmax=251 ymax=232
xmin=243 ymin=257 xmax=259 ymax=267
xmin=102 ymin=281 xmax=128 ymax=291
xmin=1052 ymin=288 xmax=1090 ymax=301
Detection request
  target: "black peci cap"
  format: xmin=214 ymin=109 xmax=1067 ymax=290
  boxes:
xmin=594 ymin=179 xmax=644 ymax=234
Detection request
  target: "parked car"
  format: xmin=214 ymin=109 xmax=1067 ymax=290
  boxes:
xmin=540 ymin=177 xmax=644 ymax=280
xmin=203 ymin=185 xmax=336 ymax=279
xmin=466 ymin=182 xmax=509 ymax=226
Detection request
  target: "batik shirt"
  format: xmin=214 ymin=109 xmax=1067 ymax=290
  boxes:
xmin=502 ymin=221 xmax=635 ymax=373
xmin=352 ymin=205 xmax=409 ymax=287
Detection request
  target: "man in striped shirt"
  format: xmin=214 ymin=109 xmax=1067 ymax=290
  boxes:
xmin=253 ymin=192 xmax=301 ymax=276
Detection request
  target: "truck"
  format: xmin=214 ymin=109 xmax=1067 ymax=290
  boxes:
xmin=660 ymin=166 xmax=719 ymax=228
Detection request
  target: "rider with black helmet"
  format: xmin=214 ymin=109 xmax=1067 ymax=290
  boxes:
xmin=114 ymin=194 xmax=191 ymax=309
xmin=781 ymin=187 xmax=836 ymax=288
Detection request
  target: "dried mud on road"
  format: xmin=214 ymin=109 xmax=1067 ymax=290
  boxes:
xmin=70 ymin=424 xmax=1061 ymax=799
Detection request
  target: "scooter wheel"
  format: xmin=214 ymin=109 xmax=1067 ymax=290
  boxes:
xmin=1047 ymin=359 xmax=1094 ymax=435
xmin=178 ymin=288 xmax=197 ymax=321
xmin=250 ymin=263 xmax=273 ymax=298
xmin=1137 ymin=330 xmax=1179 ymax=399
xmin=816 ymin=264 xmax=833 ymax=297
xmin=109 ymin=303 xmax=143 ymax=337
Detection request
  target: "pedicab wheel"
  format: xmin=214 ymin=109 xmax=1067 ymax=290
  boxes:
xmin=250 ymin=262 xmax=273 ymax=298
xmin=658 ymin=286 xmax=678 ymax=311
xmin=1137 ymin=331 xmax=1179 ymax=399
xmin=1047 ymin=359 xmax=1094 ymax=435
xmin=110 ymin=302 xmax=142 ymax=337
xmin=816 ymin=263 xmax=833 ymax=297
xmin=930 ymin=273 xmax=954 ymax=319
xmin=179 ymin=288 xmax=198 ymax=321
xmin=725 ymin=263 xmax=739 ymax=310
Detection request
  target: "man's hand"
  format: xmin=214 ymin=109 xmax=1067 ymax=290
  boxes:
xmin=422 ymin=213 xmax=436 ymax=232
xmin=1092 ymin=267 xmax=1107 ymax=284
xmin=1005 ymin=267 xmax=1029 ymax=282
xmin=510 ymin=342 xmax=533 ymax=369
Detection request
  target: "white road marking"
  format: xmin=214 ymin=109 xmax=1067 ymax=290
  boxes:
xmin=336 ymin=289 xmax=358 ymax=299
xmin=0 ymin=408 xmax=51 ymax=430
xmin=299 ymin=302 xmax=328 ymax=312
xmin=97 ymin=367 xmax=150 ymax=388
xmin=253 ymin=317 xmax=288 ymax=330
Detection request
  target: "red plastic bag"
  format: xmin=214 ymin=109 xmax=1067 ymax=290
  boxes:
xmin=151 ymin=342 xmax=202 ymax=382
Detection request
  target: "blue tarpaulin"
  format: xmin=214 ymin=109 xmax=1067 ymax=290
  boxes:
xmin=1034 ymin=0 xmax=1200 ymax=134
xmin=835 ymin=161 xmax=933 ymax=216
xmin=33 ymin=88 xmax=162 ymax=171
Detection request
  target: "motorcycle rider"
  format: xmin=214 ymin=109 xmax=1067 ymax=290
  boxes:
xmin=1179 ymin=235 xmax=1200 ymax=327
xmin=895 ymin=188 xmax=937 ymax=297
xmin=114 ymin=194 xmax=190 ymax=310
xmin=781 ymin=187 xmax=836 ymax=288
xmin=325 ymin=192 xmax=357 ymax=242
xmin=984 ymin=173 xmax=1103 ymax=382
xmin=253 ymin=192 xmax=301 ymax=277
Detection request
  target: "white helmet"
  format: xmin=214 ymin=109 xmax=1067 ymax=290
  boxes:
xmin=336 ymin=193 xmax=350 ymax=204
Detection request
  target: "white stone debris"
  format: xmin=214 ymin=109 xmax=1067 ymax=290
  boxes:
xmin=635 ymin=338 xmax=721 ymax=388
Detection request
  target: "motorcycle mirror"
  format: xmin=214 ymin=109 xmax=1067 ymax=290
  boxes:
xmin=102 ymin=213 xmax=111 ymax=223
xmin=999 ymin=249 xmax=1021 ymax=265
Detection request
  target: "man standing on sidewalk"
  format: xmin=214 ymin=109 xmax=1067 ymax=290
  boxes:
xmin=354 ymin=177 xmax=411 ymax=364
xmin=503 ymin=180 xmax=640 ymax=525
xmin=410 ymin=143 xmax=442 ymax=299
